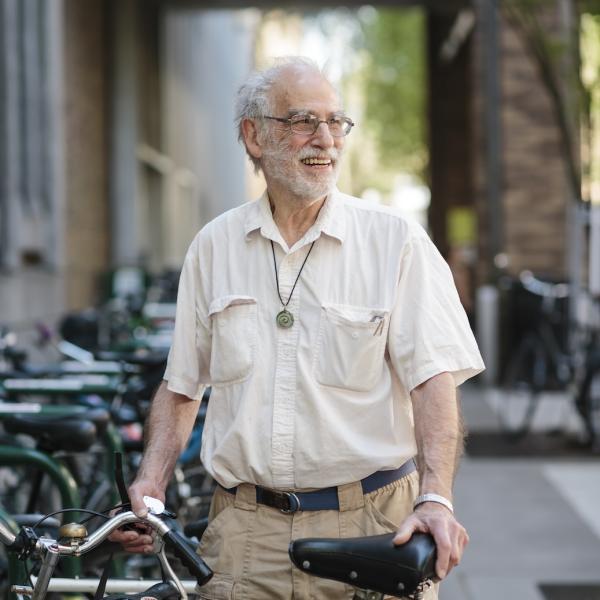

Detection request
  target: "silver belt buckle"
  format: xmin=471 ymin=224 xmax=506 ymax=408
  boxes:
xmin=280 ymin=491 xmax=301 ymax=513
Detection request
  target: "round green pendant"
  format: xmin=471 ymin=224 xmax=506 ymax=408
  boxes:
xmin=276 ymin=309 xmax=294 ymax=328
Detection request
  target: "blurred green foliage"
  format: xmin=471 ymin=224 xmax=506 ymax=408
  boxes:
xmin=359 ymin=8 xmax=427 ymax=188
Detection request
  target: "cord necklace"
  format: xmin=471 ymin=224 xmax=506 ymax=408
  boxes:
xmin=270 ymin=240 xmax=316 ymax=328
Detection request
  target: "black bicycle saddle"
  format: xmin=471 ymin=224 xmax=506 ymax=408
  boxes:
xmin=3 ymin=414 xmax=97 ymax=452
xmin=289 ymin=532 xmax=436 ymax=598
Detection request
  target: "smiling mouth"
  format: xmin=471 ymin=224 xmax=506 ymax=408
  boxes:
xmin=300 ymin=157 xmax=332 ymax=167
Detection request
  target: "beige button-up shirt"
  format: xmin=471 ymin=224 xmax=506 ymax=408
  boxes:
xmin=164 ymin=190 xmax=484 ymax=490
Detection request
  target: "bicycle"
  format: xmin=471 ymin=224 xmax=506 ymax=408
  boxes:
xmin=497 ymin=271 xmax=587 ymax=439
xmin=0 ymin=501 xmax=436 ymax=600
xmin=0 ymin=350 xmax=213 ymax=525
xmin=0 ymin=380 xmax=125 ymax=516
xmin=574 ymin=311 xmax=600 ymax=451
xmin=0 ymin=500 xmax=213 ymax=599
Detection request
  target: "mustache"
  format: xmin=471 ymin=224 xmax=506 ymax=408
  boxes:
xmin=295 ymin=146 xmax=342 ymax=161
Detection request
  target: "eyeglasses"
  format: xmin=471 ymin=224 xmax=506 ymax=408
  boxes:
xmin=263 ymin=114 xmax=355 ymax=137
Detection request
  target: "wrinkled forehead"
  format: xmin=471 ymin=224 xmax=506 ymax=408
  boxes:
xmin=269 ymin=66 xmax=342 ymax=116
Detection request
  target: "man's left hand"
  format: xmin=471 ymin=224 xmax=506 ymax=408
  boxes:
xmin=392 ymin=503 xmax=469 ymax=580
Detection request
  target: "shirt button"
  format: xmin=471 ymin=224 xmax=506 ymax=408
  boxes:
xmin=351 ymin=331 xmax=359 ymax=339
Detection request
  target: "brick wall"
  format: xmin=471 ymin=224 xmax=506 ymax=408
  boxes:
xmin=499 ymin=15 xmax=569 ymax=280
xmin=473 ymin=7 xmax=570 ymax=283
xmin=429 ymin=2 xmax=571 ymax=321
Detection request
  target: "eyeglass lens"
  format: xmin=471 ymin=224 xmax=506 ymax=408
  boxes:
xmin=290 ymin=116 xmax=353 ymax=136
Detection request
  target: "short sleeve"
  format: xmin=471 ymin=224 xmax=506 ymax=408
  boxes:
xmin=163 ymin=236 xmax=211 ymax=400
xmin=388 ymin=232 xmax=485 ymax=392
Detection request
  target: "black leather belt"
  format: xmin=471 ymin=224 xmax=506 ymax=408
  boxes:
xmin=220 ymin=458 xmax=416 ymax=513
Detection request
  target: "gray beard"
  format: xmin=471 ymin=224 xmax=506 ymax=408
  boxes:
xmin=261 ymin=142 xmax=341 ymax=201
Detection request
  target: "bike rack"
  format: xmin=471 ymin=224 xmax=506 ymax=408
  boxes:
xmin=0 ymin=445 xmax=81 ymax=582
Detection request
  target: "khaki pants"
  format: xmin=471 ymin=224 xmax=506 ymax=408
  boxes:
xmin=196 ymin=472 xmax=438 ymax=600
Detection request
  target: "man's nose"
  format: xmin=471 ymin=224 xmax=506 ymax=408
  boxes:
xmin=313 ymin=121 xmax=335 ymax=147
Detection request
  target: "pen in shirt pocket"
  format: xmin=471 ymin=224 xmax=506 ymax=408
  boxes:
xmin=370 ymin=314 xmax=385 ymax=336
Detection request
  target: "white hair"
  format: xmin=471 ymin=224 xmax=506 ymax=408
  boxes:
xmin=234 ymin=57 xmax=336 ymax=173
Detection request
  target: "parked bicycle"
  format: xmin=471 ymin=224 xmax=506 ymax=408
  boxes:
xmin=0 ymin=347 xmax=214 ymax=578
xmin=575 ymin=320 xmax=600 ymax=452
xmin=498 ymin=271 xmax=599 ymax=442
xmin=0 ymin=499 xmax=213 ymax=599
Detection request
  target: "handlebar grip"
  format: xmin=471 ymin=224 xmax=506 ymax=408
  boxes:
xmin=162 ymin=529 xmax=213 ymax=586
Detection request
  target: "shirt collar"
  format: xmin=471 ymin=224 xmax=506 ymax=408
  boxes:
xmin=244 ymin=188 xmax=346 ymax=246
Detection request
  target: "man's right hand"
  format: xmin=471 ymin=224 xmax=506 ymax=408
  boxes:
xmin=108 ymin=382 xmax=200 ymax=553
xmin=107 ymin=479 xmax=166 ymax=553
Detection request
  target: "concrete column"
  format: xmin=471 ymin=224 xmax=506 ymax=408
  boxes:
xmin=477 ymin=0 xmax=503 ymax=266
xmin=590 ymin=205 xmax=600 ymax=296
xmin=22 ymin=0 xmax=43 ymax=216
xmin=42 ymin=0 xmax=66 ymax=270
xmin=0 ymin=0 xmax=22 ymax=270
xmin=162 ymin=9 xmax=256 ymax=266
xmin=109 ymin=0 xmax=139 ymax=266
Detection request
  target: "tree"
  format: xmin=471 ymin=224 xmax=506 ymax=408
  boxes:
xmin=359 ymin=8 xmax=428 ymax=189
xmin=502 ymin=0 xmax=600 ymax=203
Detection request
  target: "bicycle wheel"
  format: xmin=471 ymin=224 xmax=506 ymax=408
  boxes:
xmin=576 ymin=351 xmax=600 ymax=452
xmin=499 ymin=336 xmax=547 ymax=439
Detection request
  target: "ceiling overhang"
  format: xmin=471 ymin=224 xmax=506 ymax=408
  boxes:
xmin=157 ymin=0 xmax=471 ymax=13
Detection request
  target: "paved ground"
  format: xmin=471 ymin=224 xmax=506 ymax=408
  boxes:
xmin=440 ymin=384 xmax=600 ymax=600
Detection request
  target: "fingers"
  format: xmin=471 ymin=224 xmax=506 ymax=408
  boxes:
xmin=108 ymin=477 xmax=166 ymax=554
xmin=108 ymin=527 xmax=155 ymax=554
xmin=433 ymin=519 xmax=468 ymax=579
xmin=128 ymin=486 xmax=149 ymax=518
xmin=393 ymin=514 xmax=425 ymax=545
xmin=128 ymin=480 xmax=166 ymax=518
xmin=432 ymin=527 xmax=452 ymax=579
xmin=393 ymin=504 xmax=469 ymax=580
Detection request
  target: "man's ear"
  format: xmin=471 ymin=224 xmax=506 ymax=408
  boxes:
xmin=241 ymin=118 xmax=263 ymax=160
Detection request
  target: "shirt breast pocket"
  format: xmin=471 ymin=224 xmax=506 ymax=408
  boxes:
xmin=314 ymin=303 xmax=389 ymax=393
xmin=208 ymin=295 xmax=257 ymax=385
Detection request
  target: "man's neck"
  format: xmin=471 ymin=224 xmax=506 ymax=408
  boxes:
xmin=267 ymin=187 xmax=328 ymax=247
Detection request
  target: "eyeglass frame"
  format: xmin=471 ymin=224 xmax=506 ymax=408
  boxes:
xmin=262 ymin=114 xmax=355 ymax=137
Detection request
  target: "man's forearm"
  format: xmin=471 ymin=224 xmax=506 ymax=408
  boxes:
xmin=136 ymin=380 xmax=201 ymax=491
xmin=396 ymin=372 xmax=469 ymax=579
xmin=410 ymin=371 xmax=464 ymax=500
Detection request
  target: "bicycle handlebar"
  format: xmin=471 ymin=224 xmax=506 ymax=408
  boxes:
xmin=1 ymin=510 xmax=213 ymax=590
xmin=162 ymin=528 xmax=214 ymax=585
xmin=519 ymin=270 xmax=569 ymax=299
xmin=0 ymin=519 xmax=16 ymax=546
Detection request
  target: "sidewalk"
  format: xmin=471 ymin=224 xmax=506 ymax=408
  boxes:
xmin=440 ymin=384 xmax=600 ymax=600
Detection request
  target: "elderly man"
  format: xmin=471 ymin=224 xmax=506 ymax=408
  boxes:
xmin=116 ymin=57 xmax=484 ymax=599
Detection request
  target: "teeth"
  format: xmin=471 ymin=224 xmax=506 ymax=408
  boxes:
xmin=301 ymin=158 xmax=331 ymax=166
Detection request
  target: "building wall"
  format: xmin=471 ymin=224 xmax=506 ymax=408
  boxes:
xmin=160 ymin=9 xmax=256 ymax=268
xmin=499 ymin=14 xmax=569 ymax=279
xmin=428 ymin=12 xmax=473 ymax=257
xmin=427 ymin=12 xmax=476 ymax=315
xmin=0 ymin=0 xmax=66 ymax=330
xmin=63 ymin=0 xmax=111 ymax=309
xmin=473 ymin=5 xmax=570 ymax=283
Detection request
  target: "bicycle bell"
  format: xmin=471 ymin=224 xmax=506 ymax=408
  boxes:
xmin=58 ymin=522 xmax=88 ymax=544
